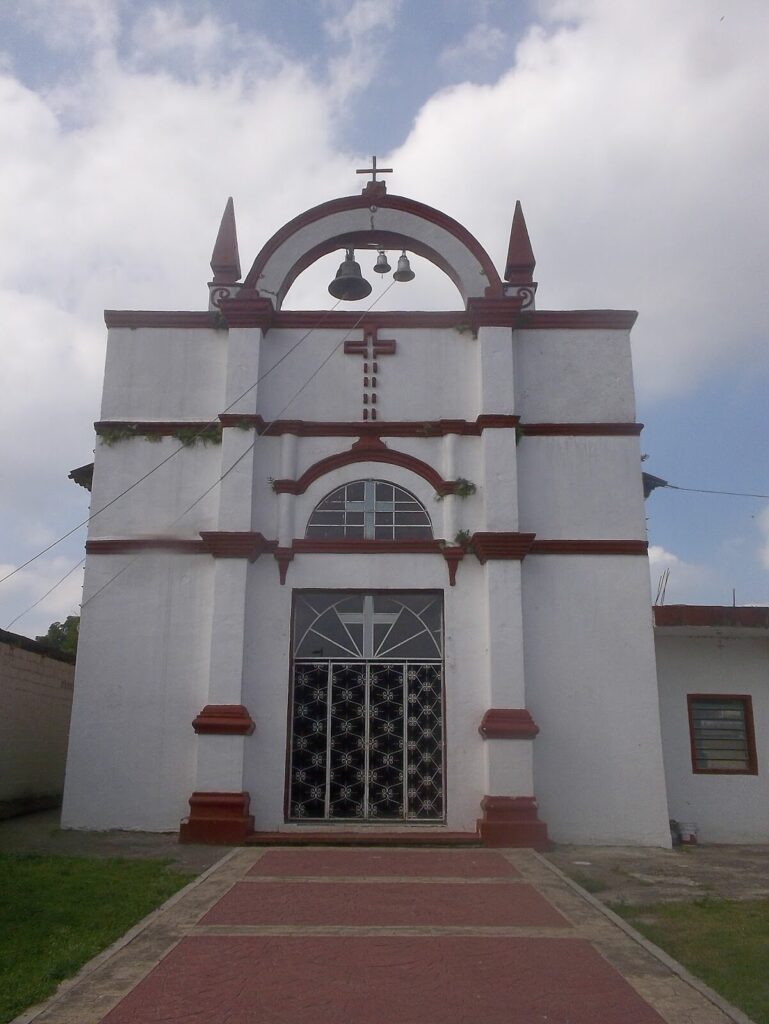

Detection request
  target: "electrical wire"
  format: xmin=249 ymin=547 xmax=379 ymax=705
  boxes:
xmin=5 ymin=558 xmax=86 ymax=630
xmin=73 ymin=278 xmax=396 ymax=619
xmin=666 ymin=484 xmax=769 ymax=500
xmin=0 ymin=300 xmax=343 ymax=589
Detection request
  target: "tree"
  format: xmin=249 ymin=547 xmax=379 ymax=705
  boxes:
xmin=36 ymin=615 xmax=79 ymax=655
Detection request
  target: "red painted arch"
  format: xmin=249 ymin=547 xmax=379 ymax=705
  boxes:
xmin=272 ymin=446 xmax=454 ymax=496
xmin=243 ymin=192 xmax=503 ymax=308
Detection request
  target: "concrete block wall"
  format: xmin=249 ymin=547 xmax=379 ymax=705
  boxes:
xmin=0 ymin=630 xmax=75 ymax=816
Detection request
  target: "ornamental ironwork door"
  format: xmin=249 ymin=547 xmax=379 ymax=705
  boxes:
xmin=288 ymin=592 xmax=444 ymax=822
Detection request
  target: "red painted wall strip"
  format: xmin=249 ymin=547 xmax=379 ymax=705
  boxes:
xmin=86 ymin=538 xmax=207 ymax=554
xmin=528 ymin=539 xmax=648 ymax=555
xmin=520 ymin=422 xmax=643 ymax=436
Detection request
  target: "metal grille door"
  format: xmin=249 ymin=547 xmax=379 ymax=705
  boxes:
xmin=288 ymin=593 xmax=444 ymax=822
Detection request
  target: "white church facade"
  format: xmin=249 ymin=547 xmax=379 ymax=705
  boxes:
xmin=62 ymin=174 xmax=744 ymax=847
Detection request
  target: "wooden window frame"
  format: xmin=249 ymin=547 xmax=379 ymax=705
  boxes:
xmin=687 ymin=694 xmax=758 ymax=775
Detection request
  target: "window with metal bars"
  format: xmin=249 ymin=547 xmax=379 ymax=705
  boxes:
xmin=305 ymin=479 xmax=433 ymax=540
xmin=687 ymin=694 xmax=758 ymax=774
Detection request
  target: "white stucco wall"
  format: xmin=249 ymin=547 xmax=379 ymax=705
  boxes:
xmin=517 ymin=436 xmax=647 ymax=539
xmin=62 ymin=552 xmax=214 ymax=831
xmin=101 ymin=327 xmax=227 ymax=420
xmin=513 ymin=329 xmax=636 ymax=422
xmin=656 ymin=633 xmax=769 ymax=842
xmin=0 ymin=639 xmax=74 ymax=809
xmin=523 ymin=555 xmax=671 ymax=845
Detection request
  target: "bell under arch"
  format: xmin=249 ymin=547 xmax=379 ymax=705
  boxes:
xmin=243 ymin=191 xmax=503 ymax=311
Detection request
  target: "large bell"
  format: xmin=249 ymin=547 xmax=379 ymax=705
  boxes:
xmin=393 ymin=250 xmax=415 ymax=283
xmin=328 ymin=248 xmax=372 ymax=301
xmin=373 ymin=249 xmax=391 ymax=274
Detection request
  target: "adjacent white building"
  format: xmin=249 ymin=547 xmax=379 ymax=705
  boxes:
xmin=62 ymin=178 xmax=697 ymax=846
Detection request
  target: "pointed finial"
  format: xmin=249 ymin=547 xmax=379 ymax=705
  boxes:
xmin=504 ymin=200 xmax=536 ymax=283
xmin=210 ymin=197 xmax=241 ymax=284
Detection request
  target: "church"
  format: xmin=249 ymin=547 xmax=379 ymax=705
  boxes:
xmin=61 ymin=167 xmax=763 ymax=847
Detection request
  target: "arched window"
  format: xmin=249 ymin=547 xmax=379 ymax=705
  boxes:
xmin=306 ymin=480 xmax=433 ymax=540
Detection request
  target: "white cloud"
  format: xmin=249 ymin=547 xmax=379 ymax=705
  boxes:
xmin=1 ymin=0 xmax=768 ymax=631
xmin=322 ymin=0 xmax=400 ymax=103
xmin=648 ymin=544 xmax=713 ymax=604
xmin=439 ymin=23 xmax=509 ymax=68
xmin=392 ymin=0 xmax=769 ymax=398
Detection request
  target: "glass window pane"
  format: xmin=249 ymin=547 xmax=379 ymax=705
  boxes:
xmin=347 ymin=482 xmax=365 ymax=501
xmin=374 ymin=526 xmax=393 ymax=539
xmin=375 ymin=512 xmax=394 ymax=525
xmin=346 ymin=512 xmax=364 ymax=525
xmin=346 ymin=525 xmax=365 ymax=538
xmin=376 ymin=482 xmax=393 ymax=501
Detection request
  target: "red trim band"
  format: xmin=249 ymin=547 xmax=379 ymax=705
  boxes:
xmin=273 ymin=442 xmax=454 ymax=496
xmin=219 ymin=414 xmax=519 ymax=437
xmin=529 ymin=539 xmax=648 ymax=555
xmin=86 ymin=538 xmax=206 ymax=554
xmin=479 ymin=709 xmax=540 ymax=739
xmin=179 ymin=792 xmax=254 ymax=845
xmin=516 ymin=310 xmax=637 ymax=329
xmin=192 ymin=705 xmax=255 ymax=736
xmin=520 ymin=422 xmax=643 ymax=436
xmin=103 ymin=308 xmax=638 ymax=331
xmin=471 ymin=533 xmax=536 ymax=563
xmin=200 ymin=531 xmax=276 ymax=560
xmin=477 ymin=796 xmax=549 ymax=850
xmin=655 ymin=606 xmax=769 ymax=629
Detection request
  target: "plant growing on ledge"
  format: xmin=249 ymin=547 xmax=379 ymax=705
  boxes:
xmin=454 ymin=529 xmax=472 ymax=549
xmin=434 ymin=478 xmax=476 ymax=502
xmin=171 ymin=425 xmax=223 ymax=447
xmin=98 ymin=424 xmax=139 ymax=446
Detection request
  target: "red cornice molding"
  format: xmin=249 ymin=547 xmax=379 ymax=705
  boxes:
xmin=272 ymin=311 xmax=470 ymax=330
xmin=655 ymin=605 xmax=769 ymax=629
xmin=273 ymin=441 xmax=454 ymax=496
xmin=219 ymin=414 xmax=519 ymax=437
xmin=104 ymin=311 xmax=215 ymax=329
xmin=470 ymin=532 xmax=536 ymax=563
xmin=294 ymin=539 xmax=442 ymax=555
xmin=516 ymin=310 xmax=638 ymax=330
xmin=200 ymin=531 xmax=276 ymax=560
xmin=218 ymin=290 xmax=274 ymax=329
xmin=192 ymin=705 xmax=255 ymax=736
xmin=95 ymin=420 xmax=212 ymax=436
xmin=467 ymin=295 xmax=523 ymax=329
xmin=86 ymin=538 xmax=206 ymax=554
xmin=102 ymin=308 xmax=638 ymax=332
xmin=441 ymin=546 xmax=465 ymax=587
xmin=529 ymin=539 xmax=648 ymax=555
xmin=179 ymin=791 xmax=254 ymax=844
xmin=520 ymin=422 xmax=643 ymax=437
xmin=479 ymin=709 xmax=540 ymax=739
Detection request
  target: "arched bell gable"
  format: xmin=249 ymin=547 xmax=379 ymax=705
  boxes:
xmin=244 ymin=192 xmax=503 ymax=309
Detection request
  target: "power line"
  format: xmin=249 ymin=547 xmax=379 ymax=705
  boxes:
xmin=666 ymin=484 xmax=769 ymax=500
xmin=5 ymin=558 xmax=85 ymax=630
xmin=0 ymin=300 xmax=343 ymax=589
xmin=52 ymin=280 xmax=397 ymax=626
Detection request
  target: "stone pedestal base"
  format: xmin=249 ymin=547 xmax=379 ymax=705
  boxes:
xmin=477 ymin=795 xmax=549 ymax=850
xmin=179 ymin=791 xmax=254 ymax=844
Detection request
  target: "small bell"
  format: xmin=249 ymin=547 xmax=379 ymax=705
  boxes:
xmin=328 ymin=248 xmax=373 ymax=301
xmin=393 ymin=250 xmax=415 ymax=283
xmin=373 ymin=249 xmax=391 ymax=274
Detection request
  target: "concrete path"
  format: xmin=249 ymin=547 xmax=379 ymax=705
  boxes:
xmin=21 ymin=846 xmax=749 ymax=1024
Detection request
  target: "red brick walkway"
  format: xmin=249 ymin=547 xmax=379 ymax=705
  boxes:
xmin=26 ymin=846 xmax=739 ymax=1023
xmin=95 ymin=847 xmax=675 ymax=1024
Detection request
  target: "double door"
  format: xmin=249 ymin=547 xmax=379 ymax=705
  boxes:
xmin=288 ymin=592 xmax=444 ymax=822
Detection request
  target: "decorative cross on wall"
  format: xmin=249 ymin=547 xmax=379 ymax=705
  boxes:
xmin=356 ymin=156 xmax=393 ymax=185
xmin=344 ymin=328 xmax=397 ymax=420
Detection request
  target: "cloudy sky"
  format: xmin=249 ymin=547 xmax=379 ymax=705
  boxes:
xmin=0 ymin=0 xmax=767 ymax=637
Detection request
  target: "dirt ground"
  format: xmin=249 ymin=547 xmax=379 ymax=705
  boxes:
xmin=2 ymin=810 xmax=767 ymax=904
xmin=545 ymin=843 xmax=769 ymax=905
xmin=0 ymin=809 xmax=228 ymax=874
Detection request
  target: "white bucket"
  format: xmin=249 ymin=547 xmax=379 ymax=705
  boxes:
xmin=679 ymin=822 xmax=698 ymax=844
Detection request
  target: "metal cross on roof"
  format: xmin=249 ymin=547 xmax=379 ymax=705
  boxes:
xmin=356 ymin=155 xmax=393 ymax=184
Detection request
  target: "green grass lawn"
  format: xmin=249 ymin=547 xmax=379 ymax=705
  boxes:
xmin=0 ymin=853 xmax=195 ymax=1024
xmin=612 ymin=898 xmax=769 ymax=1024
